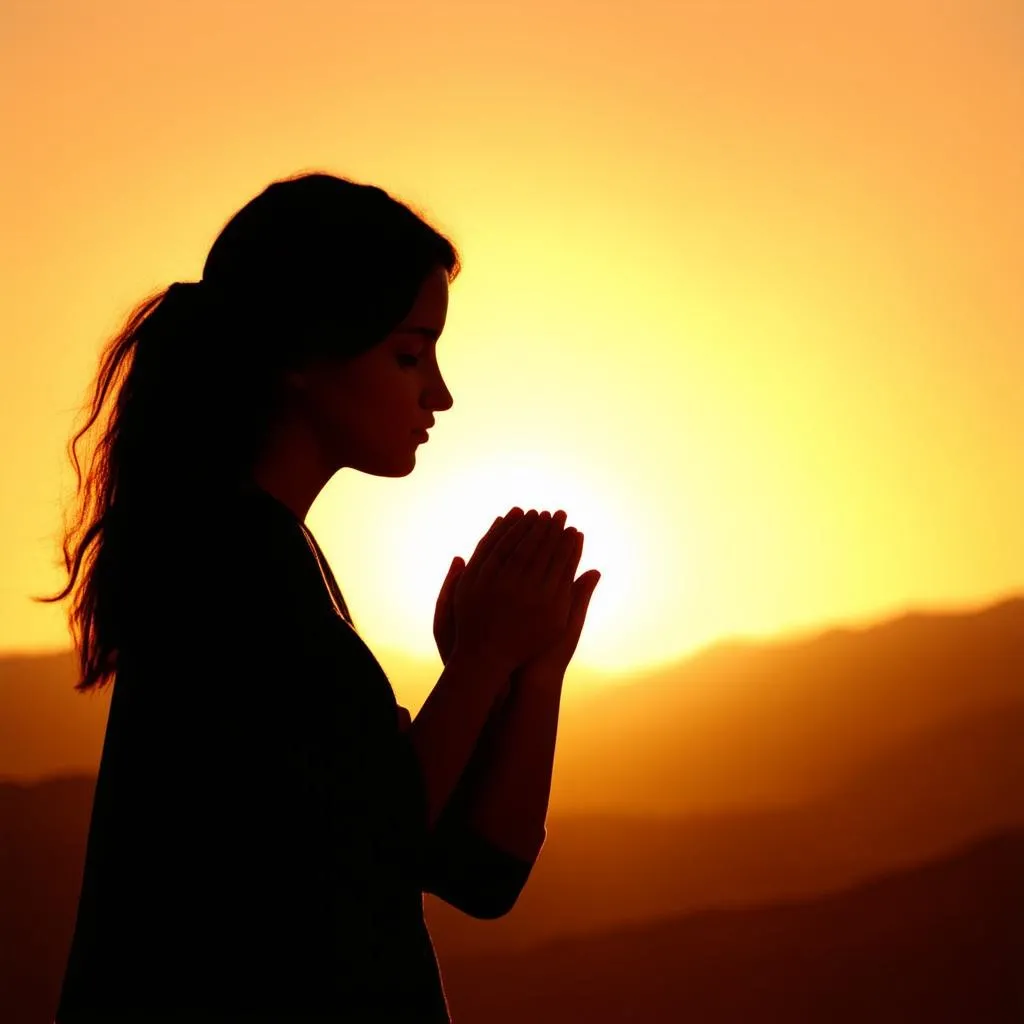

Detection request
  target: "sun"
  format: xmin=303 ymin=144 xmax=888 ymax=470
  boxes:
xmin=370 ymin=449 xmax=666 ymax=675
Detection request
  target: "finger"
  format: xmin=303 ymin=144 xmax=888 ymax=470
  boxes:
xmin=562 ymin=576 xmax=593 ymax=648
xmin=445 ymin=560 xmax=462 ymax=619
xmin=508 ymin=509 xmax=555 ymax=568
xmin=487 ymin=508 xmax=541 ymax=567
xmin=448 ymin=558 xmax=466 ymax=597
xmin=548 ymin=511 xmax=571 ymax=574
xmin=547 ymin=527 xmax=583 ymax=592
xmin=433 ymin=569 xmax=451 ymax=638
xmin=533 ymin=512 xmax=568 ymax=579
xmin=571 ymin=530 xmax=585 ymax=578
xmin=463 ymin=508 xmax=523 ymax=584
xmin=538 ymin=509 xmax=566 ymax=536
xmin=532 ymin=511 xmax=561 ymax=567
xmin=461 ymin=518 xmax=501 ymax=585
xmin=439 ymin=557 xmax=460 ymax=600
xmin=544 ymin=526 xmax=580 ymax=589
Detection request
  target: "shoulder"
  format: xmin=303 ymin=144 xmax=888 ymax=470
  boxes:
xmin=220 ymin=487 xmax=310 ymax=568
xmin=155 ymin=487 xmax=325 ymax=625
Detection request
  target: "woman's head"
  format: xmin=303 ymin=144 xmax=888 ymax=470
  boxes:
xmin=36 ymin=170 xmax=461 ymax=692
xmin=255 ymin=261 xmax=454 ymax=519
xmin=135 ymin=171 xmax=460 ymax=500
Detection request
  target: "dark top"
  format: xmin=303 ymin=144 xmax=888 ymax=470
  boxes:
xmin=55 ymin=485 xmax=537 ymax=1023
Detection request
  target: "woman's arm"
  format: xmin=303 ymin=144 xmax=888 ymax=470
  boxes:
xmin=452 ymin=666 xmax=562 ymax=862
xmin=418 ymin=665 xmax=564 ymax=916
xmin=406 ymin=644 xmax=518 ymax=833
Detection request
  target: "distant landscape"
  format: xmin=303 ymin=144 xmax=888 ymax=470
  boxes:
xmin=441 ymin=831 xmax=1024 ymax=1023
xmin=2 ymin=595 xmax=1022 ymax=1022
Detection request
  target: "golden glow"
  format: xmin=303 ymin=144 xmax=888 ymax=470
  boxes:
xmin=323 ymin=451 xmax=666 ymax=674
xmin=3 ymin=0 xmax=1022 ymax=685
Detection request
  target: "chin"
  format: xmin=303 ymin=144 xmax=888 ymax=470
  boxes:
xmin=360 ymin=452 xmax=418 ymax=478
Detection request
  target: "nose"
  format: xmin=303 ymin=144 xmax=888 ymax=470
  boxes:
xmin=427 ymin=381 xmax=454 ymax=418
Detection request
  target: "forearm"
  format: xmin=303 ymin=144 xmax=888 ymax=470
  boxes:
xmin=457 ymin=667 xmax=565 ymax=863
xmin=408 ymin=646 xmax=515 ymax=832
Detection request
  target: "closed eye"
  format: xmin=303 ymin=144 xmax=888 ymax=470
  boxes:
xmin=397 ymin=355 xmax=420 ymax=367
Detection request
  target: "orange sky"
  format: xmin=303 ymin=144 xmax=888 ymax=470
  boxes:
xmin=2 ymin=0 xmax=1021 ymax=682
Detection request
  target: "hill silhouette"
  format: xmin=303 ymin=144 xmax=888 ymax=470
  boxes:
xmin=3 ymin=594 xmax=1022 ymax=812
xmin=440 ymin=831 xmax=1024 ymax=1023
xmin=550 ymin=594 xmax=1024 ymax=813
xmin=3 ymin=697 xmax=1021 ymax=1020
xmin=0 ymin=776 xmax=95 ymax=1024
xmin=425 ymin=699 xmax=1024 ymax=957
xmin=2 ymin=595 xmax=1021 ymax=1021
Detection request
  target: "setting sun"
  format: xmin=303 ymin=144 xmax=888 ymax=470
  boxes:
xmin=323 ymin=448 xmax=671 ymax=674
xmin=2 ymin=0 xmax=1021 ymax=694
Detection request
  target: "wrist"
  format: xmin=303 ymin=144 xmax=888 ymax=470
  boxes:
xmin=513 ymin=662 xmax=566 ymax=691
xmin=450 ymin=643 xmax=518 ymax=687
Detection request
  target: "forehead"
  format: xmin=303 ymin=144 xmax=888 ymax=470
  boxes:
xmin=397 ymin=266 xmax=449 ymax=328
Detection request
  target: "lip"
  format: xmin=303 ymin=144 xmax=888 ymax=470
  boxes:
xmin=412 ymin=429 xmax=430 ymax=442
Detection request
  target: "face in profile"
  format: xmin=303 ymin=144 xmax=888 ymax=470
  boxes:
xmin=286 ymin=264 xmax=454 ymax=478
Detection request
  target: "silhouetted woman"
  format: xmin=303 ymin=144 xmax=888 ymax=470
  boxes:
xmin=39 ymin=171 xmax=601 ymax=1022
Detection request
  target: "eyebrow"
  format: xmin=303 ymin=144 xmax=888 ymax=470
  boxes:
xmin=396 ymin=327 xmax=441 ymax=342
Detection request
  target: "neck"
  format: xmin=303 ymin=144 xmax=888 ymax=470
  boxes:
xmin=249 ymin=418 xmax=333 ymax=522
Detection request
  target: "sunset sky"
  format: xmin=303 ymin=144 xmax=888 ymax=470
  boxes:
xmin=2 ymin=0 xmax=1021 ymax=683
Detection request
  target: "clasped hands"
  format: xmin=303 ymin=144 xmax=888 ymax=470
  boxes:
xmin=432 ymin=508 xmax=602 ymax=685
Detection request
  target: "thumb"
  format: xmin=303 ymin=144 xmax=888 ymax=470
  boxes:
xmin=438 ymin=557 xmax=457 ymax=599
xmin=568 ymin=570 xmax=601 ymax=622
xmin=444 ymin=556 xmax=466 ymax=594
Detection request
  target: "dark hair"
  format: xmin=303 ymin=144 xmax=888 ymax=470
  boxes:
xmin=33 ymin=170 xmax=461 ymax=694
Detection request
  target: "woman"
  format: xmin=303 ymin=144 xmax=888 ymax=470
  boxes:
xmin=39 ymin=171 xmax=601 ymax=1022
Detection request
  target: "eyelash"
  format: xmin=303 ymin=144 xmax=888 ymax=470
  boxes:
xmin=397 ymin=355 xmax=420 ymax=367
